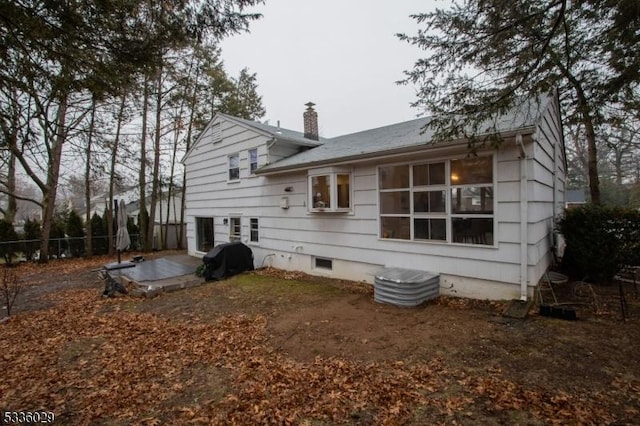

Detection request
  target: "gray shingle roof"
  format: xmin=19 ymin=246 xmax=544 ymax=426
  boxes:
xmin=220 ymin=113 xmax=325 ymax=147
xmin=256 ymin=96 xmax=552 ymax=174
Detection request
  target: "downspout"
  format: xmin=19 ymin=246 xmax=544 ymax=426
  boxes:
xmin=266 ymin=137 xmax=277 ymax=166
xmin=516 ymin=134 xmax=529 ymax=301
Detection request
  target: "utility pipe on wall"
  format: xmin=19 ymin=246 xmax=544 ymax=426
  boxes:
xmin=516 ymin=134 xmax=529 ymax=301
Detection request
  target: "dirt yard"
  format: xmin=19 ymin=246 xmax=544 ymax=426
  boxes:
xmin=1 ymin=252 xmax=639 ymax=425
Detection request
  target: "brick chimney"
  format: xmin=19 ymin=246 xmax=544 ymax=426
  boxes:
xmin=303 ymin=102 xmax=319 ymax=140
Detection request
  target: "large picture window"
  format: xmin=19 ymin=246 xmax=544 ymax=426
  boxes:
xmin=308 ymin=169 xmax=352 ymax=212
xmin=196 ymin=217 xmax=214 ymax=252
xmin=379 ymin=156 xmax=494 ymax=245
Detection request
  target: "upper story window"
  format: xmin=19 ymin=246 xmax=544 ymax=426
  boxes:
xmin=308 ymin=167 xmax=352 ymax=212
xmin=228 ymin=153 xmax=239 ymax=181
xmin=249 ymin=148 xmax=258 ymax=173
xmin=379 ymin=156 xmax=494 ymax=245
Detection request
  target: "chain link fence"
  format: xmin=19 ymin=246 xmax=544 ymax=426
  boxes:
xmin=0 ymin=234 xmax=141 ymax=262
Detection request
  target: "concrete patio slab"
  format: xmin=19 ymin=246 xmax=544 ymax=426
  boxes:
xmin=105 ymin=254 xmax=203 ymax=297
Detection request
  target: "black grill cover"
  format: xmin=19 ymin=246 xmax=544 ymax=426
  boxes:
xmin=202 ymin=242 xmax=254 ymax=281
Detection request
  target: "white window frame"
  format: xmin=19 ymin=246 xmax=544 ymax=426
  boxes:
xmin=307 ymin=167 xmax=353 ymax=213
xmin=195 ymin=217 xmax=214 ymax=252
xmin=378 ymin=155 xmax=496 ymax=246
xmin=229 ymin=215 xmax=241 ymax=242
xmin=249 ymin=148 xmax=258 ymax=174
xmin=228 ymin=153 xmax=240 ymax=182
xmin=249 ymin=217 xmax=259 ymax=243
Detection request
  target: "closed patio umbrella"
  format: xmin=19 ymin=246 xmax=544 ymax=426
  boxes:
xmin=115 ymin=199 xmax=130 ymax=263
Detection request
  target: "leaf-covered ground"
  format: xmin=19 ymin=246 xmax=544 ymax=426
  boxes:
xmin=1 ymin=253 xmax=639 ymax=425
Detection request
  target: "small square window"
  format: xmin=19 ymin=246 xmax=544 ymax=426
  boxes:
xmin=315 ymin=257 xmax=333 ymax=270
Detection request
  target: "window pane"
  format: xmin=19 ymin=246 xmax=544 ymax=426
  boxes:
xmin=250 ymin=218 xmax=259 ymax=242
xmin=451 ymin=187 xmax=493 ymax=213
xmin=229 ymin=154 xmax=239 ymax=180
xmin=196 ymin=217 xmax=213 ymax=252
xmin=380 ymin=191 xmax=410 ymax=214
xmin=429 ymin=162 xmax=445 ymax=185
xmin=413 ymin=191 xmax=445 ymax=213
xmin=337 ymin=174 xmax=350 ymax=208
xmin=414 ymin=218 xmax=446 ymax=241
xmin=413 ymin=162 xmax=445 ymax=186
xmin=379 ymin=165 xmax=409 ymax=189
xmin=452 ymin=218 xmax=493 ymax=245
xmin=380 ymin=216 xmax=410 ymax=239
xmin=230 ymin=217 xmax=241 ymax=242
xmin=249 ymin=149 xmax=258 ymax=173
xmin=312 ymin=175 xmax=331 ymax=208
xmin=450 ymin=156 xmax=492 ymax=185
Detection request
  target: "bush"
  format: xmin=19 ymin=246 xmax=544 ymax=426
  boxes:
xmin=557 ymin=204 xmax=640 ymax=282
xmin=0 ymin=219 xmax=18 ymax=264
xmin=66 ymin=210 xmax=84 ymax=257
xmin=91 ymin=212 xmax=108 ymax=255
xmin=49 ymin=210 xmax=68 ymax=258
xmin=21 ymin=218 xmax=41 ymax=261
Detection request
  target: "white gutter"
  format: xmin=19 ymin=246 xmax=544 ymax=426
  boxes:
xmin=516 ymin=133 xmax=529 ymax=301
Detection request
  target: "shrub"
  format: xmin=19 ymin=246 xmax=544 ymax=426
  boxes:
xmin=66 ymin=210 xmax=84 ymax=258
xmin=557 ymin=204 xmax=640 ymax=282
xmin=91 ymin=212 xmax=108 ymax=255
xmin=0 ymin=219 xmax=18 ymax=264
xmin=22 ymin=218 xmax=41 ymax=261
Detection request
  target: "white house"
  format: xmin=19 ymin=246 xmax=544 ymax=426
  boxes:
xmin=183 ymin=96 xmax=566 ymax=301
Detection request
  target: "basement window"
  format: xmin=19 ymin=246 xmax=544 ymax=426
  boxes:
xmin=314 ymin=257 xmax=333 ymax=270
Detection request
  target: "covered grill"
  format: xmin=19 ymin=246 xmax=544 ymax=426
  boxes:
xmin=202 ymin=242 xmax=254 ymax=281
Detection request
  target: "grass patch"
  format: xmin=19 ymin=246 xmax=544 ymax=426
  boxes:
xmin=230 ymin=273 xmax=344 ymax=297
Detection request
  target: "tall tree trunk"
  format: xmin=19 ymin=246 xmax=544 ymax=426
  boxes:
xmin=139 ymin=76 xmax=150 ymax=251
xmin=0 ymin=88 xmax=19 ymax=223
xmin=107 ymin=93 xmax=127 ymax=255
xmin=5 ymin=148 xmax=17 ymax=224
xmin=556 ymin=61 xmax=601 ymax=204
xmin=39 ymin=94 xmax=68 ymax=263
xmin=84 ymin=98 xmax=97 ymax=257
xmin=148 ymin=60 xmax=163 ymax=251
xmin=178 ymin=54 xmax=202 ymax=250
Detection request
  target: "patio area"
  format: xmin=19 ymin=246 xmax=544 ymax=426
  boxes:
xmin=104 ymin=254 xmax=203 ymax=297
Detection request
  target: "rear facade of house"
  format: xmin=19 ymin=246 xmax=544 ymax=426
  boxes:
xmin=183 ymin=96 xmax=565 ymax=300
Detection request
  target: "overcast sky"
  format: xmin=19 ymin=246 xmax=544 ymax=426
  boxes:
xmin=220 ymin=0 xmax=441 ymax=138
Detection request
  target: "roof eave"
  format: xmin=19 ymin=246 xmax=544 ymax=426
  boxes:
xmin=256 ymin=127 xmax=535 ymax=176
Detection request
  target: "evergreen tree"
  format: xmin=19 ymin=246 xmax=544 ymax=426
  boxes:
xmin=91 ymin=212 xmax=107 ymax=255
xmin=222 ymin=67 xmax=266 ymax=120
xmin=399 ymin=0 xmax=640 ymax=204
xmin=48 ymin=211 xmax=67 ymax=259
xmin=22 ymin=218 xmax=41 ymax=261
xmin=66 ymin=210 xmax=84 ymax=258
xmin=0 ymin=219 xmax=18 ymax=264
